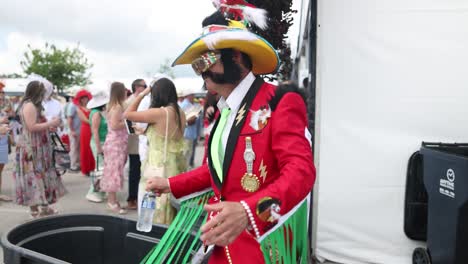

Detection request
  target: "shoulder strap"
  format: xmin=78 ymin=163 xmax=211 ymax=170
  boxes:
xmin=162 ymin=107 xmax=168 ymax=164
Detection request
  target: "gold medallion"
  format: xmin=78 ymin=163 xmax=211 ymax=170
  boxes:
xmin=241 ymin=173 xmax=260 ymax=192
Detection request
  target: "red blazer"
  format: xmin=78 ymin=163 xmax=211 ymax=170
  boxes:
xmin=169 ymin=78 xmax=315 ymax=263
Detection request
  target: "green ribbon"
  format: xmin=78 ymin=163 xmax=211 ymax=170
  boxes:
xmin=140 ymin=192 xmax=212 ymax=264
xmin=141 ymin=193 xmax=310 ymax=264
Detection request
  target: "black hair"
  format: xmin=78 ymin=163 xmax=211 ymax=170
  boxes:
xmin=131 ymin=79 xmax=144 ymax=93
xmin=202 ymin=11 xmax=229 ymax=27
xmin=269 ymin=81 xmax=307 ymax=111
xmin=219 ymin=49 xmax=241 ymax=84
xmin=150 ymin=78 xmax=183 ymax=133
xmin=302 ymin=77 xmax=309 ymax=89
xmin=203 ymin=92 xmax=219 ymax=123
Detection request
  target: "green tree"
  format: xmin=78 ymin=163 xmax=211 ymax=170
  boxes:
xmin=157 ymin=58 xmax=176 ymax=79
xmin=20 ymin=43 xmax=93 ymax=92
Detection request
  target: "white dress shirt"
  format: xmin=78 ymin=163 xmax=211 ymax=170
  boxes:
xmin=43 ymin=98 xmax=62 ymax=121
xmin=137 ymin=94 xmax=151 ymax=162
xmin=216 ymin=72 xmax=255 ymax=153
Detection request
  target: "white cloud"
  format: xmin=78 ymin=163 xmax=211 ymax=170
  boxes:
xmin=0 ymin=0 xmax=303 ymax=80
xmin=0 ymin=0 xmax=217 ymax=79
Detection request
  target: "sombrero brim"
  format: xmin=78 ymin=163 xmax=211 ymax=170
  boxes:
xmin=172 ymin=29 xmax=280 ymax=75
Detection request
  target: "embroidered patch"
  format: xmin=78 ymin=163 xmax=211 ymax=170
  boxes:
xmin=249 ymin=105 xmax=271 ymax=131
xmin=259 ymin=160 xmax=268 ymax=183
xmin=256 ymin=197 xmax=281 ymax=223
xmin=235 ymin=103 xmax=247 ymax=126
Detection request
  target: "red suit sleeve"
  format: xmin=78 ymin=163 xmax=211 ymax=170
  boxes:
xmin=168 ymin=164 xmax=212 ymax=199
xmin=243 ymin=92 xmax=316 ymax=236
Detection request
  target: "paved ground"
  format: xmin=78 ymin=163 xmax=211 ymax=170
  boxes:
xmin=0 ymin=142 xmax=205 ymax=263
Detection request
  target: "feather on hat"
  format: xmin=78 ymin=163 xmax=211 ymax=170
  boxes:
xmin=172 ymin=1 xmax=279 ymax=75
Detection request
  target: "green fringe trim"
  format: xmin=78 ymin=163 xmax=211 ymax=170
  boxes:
xmin=141 ymin=193 xmax=309 ymax=264
xmin=260 ymin=199 xmax=309 ymax=264
xmin=140 ymin=192 xmax=212 ymax=264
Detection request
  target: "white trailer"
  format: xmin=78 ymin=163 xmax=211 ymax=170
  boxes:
xmin=293 ymin=1 xmax=468 ymax=263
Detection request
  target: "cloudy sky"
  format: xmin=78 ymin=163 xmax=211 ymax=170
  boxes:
xmin=0 ymin=0 xmax=302 ymax=80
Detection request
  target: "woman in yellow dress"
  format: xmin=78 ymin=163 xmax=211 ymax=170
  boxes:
xmin=124 ymin=78 xmax=186 ymax=224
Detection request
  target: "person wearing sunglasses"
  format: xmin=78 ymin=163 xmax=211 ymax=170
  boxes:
xmin=125 ymin=79 xmax=148 ymax=210
xmin=145 ymin=6 xmax=315 ymax=264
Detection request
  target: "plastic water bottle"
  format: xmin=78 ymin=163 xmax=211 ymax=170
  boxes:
xmin=137 ymin=192 xmax=156 ymax=232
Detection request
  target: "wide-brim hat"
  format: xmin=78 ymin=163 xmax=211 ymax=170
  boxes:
xmin=177 ymin=88 xmax=194 ymax=98
xmin=172 ymin=21 xmax=279 ymax=75
xmin=73 ymin=89 xmax=92 ymax=105
xmin=87 ymin=90 xmax=110 ymax=109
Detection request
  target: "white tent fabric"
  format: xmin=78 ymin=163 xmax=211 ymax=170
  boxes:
xmin=2 ymin=78 xmax=29 ymax=95
xmin=314 ymin=1 xmax=468 ymax=263
xmin=173 ymin=77 xmax=205 ymax=95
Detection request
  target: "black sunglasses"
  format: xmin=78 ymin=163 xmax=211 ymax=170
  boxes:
xmin=138 ymin=84 xmax=147 ymax=88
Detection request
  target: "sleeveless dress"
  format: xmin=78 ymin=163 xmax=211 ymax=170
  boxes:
xmin=89 ymin=109 xmax=108 ymax=169
xmin=101 ymin=115 xmax=128 ymax=192
xmin=79 ymin=106 xmax=95 ymax=175
xmin=13 ymin=103 xmax=67 ymax=206
xmin=140 ymin=124 xmax=186 ymax=225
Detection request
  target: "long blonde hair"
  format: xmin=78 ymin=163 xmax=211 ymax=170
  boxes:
xmin=107 ymin=82 xmax=126 ymax=110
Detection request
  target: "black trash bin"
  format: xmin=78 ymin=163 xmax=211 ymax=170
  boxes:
xmin=1 ymin=214 xmax=204 ymax=264
xmin=413 ymin=143 xmax=468 ymax=264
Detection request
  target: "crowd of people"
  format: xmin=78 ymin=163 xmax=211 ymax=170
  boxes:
xmin=0 ymin=2 xmax=315 ymax=262
xmin=0 ymin=76 xmax=213 ymax=219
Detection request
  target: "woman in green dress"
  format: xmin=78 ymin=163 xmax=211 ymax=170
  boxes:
xmin=124 ymin=78 xmax=186 ymax=224
xmin=86 ymin=91 xmax=109 ymax=203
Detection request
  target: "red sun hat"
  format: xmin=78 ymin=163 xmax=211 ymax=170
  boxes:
xmin=73 ymin=89 xmax=92 ymax=106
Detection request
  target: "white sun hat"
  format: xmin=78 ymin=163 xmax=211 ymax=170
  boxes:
xmin=87 ymin=90 xmax=110 ymax=109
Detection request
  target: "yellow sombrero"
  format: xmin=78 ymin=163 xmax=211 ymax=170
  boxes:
xmin=172 ymin=21 xmax=279 ymax=75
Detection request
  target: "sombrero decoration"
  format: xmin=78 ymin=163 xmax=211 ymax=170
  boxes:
xmin=212 ymin=0 xmax=268 ymax=29
xmin=172 ymin=0 xmax=279 ymax=75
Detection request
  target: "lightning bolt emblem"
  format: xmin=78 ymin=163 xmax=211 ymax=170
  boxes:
xmin=259 ymin=160 xmax=268 ymax=183
xmin=235 ymin=103 xmax=247 ymax=126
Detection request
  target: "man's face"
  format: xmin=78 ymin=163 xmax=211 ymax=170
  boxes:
xmin=135 ymin=81 xmax=147 ymax=95
xmin=202 ymin=59 xmax=225 ymax=94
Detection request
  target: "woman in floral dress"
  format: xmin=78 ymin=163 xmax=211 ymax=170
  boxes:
xmin=101 ymin=82 xmax=128 ymax=214
xmin=14 ymin=80 xmax=66 ymax=218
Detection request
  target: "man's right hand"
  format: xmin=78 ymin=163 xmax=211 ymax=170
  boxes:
xmin=146 ymin=177 xmax=171 ymax=195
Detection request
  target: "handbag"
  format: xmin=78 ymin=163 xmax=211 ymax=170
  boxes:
xmin=143 ymin=107 xmax=169 ymax=179
xmin=91 ymin=155 xmax=104 ymax=192
xmin=50 ymin=132 xmax=71 ymax=176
